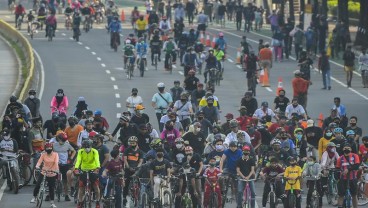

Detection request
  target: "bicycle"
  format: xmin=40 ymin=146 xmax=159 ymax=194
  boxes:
xmin=248 ymin=70 xmax=258 ymax=97
xmin=130 ymin=175 xmax=140 ymax=207
xmin=35 ymin=169 xmax=58 ymax=208
xmin=343 ymin=173 xmax=353 ymax=208
xmin=55 ymin=171 xmax=63 ymax=202
xmin=207 ymin=67 xmax=219 ymax=91
xmin=47 ymin=25 xmax=54 ymax=41
xmin=29 ymin=21 xmax=39 ymax=39
xmin=125 ymin=56 xmax=135 ymax=80
xmin=136 ymin=54 xmax=146 ymax=77
xmin=75 ymin=170 xmax=95 ymax=208
xmin=286 ymin=178 xmax=299 ymax=208
xmin=17 ymin=151 xmax=32 ymax=187
xmin=178 ymin=170 xmax=193 ymax=208
xmin=153 ymin=175 xmax=172 ymax=208
xmin=265 ymin=176 xmax=281 ymax=208
xmin=237 ymin=177 xmax=256 ymax=208
xmin=325 ymin=168 xmax=339 ymax=206
xmin=17 ymin=14 xmax=24 ymax=30
xmin=0 ymin=155 xmax=20 ymax=194
xmin=166 ymin=51 xmax=173 ymax=74
xmin=219 ymin=172 xmax=236 ymax=208
xmin=138 ymin=177 xmax=152 ymax=208
xmin=304 ymin=175 xmax=321 ymax=208
xmin=83 ymin=15 xmax=91 ymax=32
xmin=205 ymin=173 xmax=222 ymax=208
xmin=153 ymin=52 xmax=159 ymax=71
xmin=103 ymin=173 xmax=123 ymax=208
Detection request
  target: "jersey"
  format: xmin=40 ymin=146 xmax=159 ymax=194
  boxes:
xmin=123 ymin=44 xmax=135 ymax=56
xmin=203 ymin=167 xmax=221 ymax=183
xmin=284 ymin=165 xmax=302 ymax=190
xmin=163 ymin=41 xmax=176 ymax=53
xmin=336 ymin=153 xmax=360 ymax=180
xmin=215 ymin=38 xmax=226 ymax=50
xmin=136 ymin=42 xmax=148 ymax=55
xmin=213 ymin=49 xmax=225 ymax=61
xmin=136 ymin=19 xmax=147 ymax=31
xmin=74 ymin=148 xmax=100 ymax=171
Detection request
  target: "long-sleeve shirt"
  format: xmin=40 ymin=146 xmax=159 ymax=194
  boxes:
xmin=292 ymin=77 xmax=309 ymax=97
xmin=320 ymin=151 xmax=339 ymax=170
xmin=75 ymin=148 xmax=100 ymax=171
xmin=224 ymin=130 xmax=251 ymax=146
xmin=358 ymin=53 xmax=368 ymax=71
xmin=318 ymin=137 xmax=335 ymax=159
xmin=302 ymin=163 xmax=321 ymax=178
xmin=36 ymin=152 xmax=59 ymax=177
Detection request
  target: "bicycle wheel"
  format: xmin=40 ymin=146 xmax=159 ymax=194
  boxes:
xmin=56 ymin=180 xmax=62 ymax=202
xmin=331 ymin=183 xmax=339 ymax=206
xmin=181 ymin=195 xmax=192 ymax=208
xmin=33 ymin=167 xmax=41 ymax=183
xmin=221 ymin=178 xmax=229 ymax=208
xmin=19 ymin=164 xmax=31 ymax=187
xmin=269 ymin=192 xmax=276 ymax=208
xmin=128 ymin=64 xmax=133 ymax=80
xmin=345 ymin=193 xmax=352 ymax=208
xmin=288 ymin=193 xmax=296 ymax=208
xmin=10 ymin=167 xmax=19 ymax=194
xmin=252 ymin=76 xmax=257 ymax=97
xmin=310 ymin=193 xmax=320 ymax=208
xmin=36 ymin=188 xmax=44 ymax=208
xmin=243 ymin=186 xmax=251 ymax=208
xmin=162 ymin=190 xmax=172 ymax=207
xmin=358 ymin=182 xmax=368 ymax=206
xmin=209 ymin=192 xmax=218 ymax=208
xmin=140 ymin=59 xmax=145 ymax=77
xmin=154 ymin=56 xmax=158 ymax=71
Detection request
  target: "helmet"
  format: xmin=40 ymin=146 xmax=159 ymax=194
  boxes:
xmin=261 ymin=101 xmax=269 ymax=107
xmin=288 ymin=156 xmax=297 ymax=162
xmin=82 ymin=140 xmax=92 ymax=148
xmin=45 ymin=142 xmax=53 ymax=149
xmin=162 ymin=16 xmax=167 ymax=20
xmin=135 ymin=105 xmax=145 ymax=110
xmin=188 ymin=69 xmax=195 ymax=75
xmin=9 ymin=95 xmax=17 ymax=103
xmin=119 ymin=115 xmax=129 ymax=122
xmin=85 ymin=119 xmax=93 ymax=125
xmin=334 ymin=127 xmax=343 ymax=133
xmin=242 ymin=145 xmax=251 ymax=151
xmin=29 ymin=89 xmax=36 ymax=94
xmin=150 ymin=138 xmax=162 ymax=146
xmin=125 ymin=39 xmax=131 ymax=44
xmin=362 ymin=136 xmax=368 ymax=141
xmin=128 ymin=136 xmax=138 ymax=143
xmin=57 ymin=132 xmax=68 ymax=141
xmin=208 ymin=48 xmax=214 ymax=52
xmin=271 ymin=139 xmax=281 ymax=145
xmin=41 ymin=3 xmax=45 ymax=7
xmin=346 ymin=130 xmax=355 ymax=136
xmin=184 ymin=146 xmax=193 ymax=151
xmin=218 ymin=32 xmax=224 ymax=37
xmin=229 ymin=119 xmax=238 ymax=128
xmin=206 ymin=96 xmax=214 ymax=102
xmin=328 ymin=122 xmax=337 ymax=129
xmin=294 ymin=128 xmax=304 ymax=135
xmin=89 ymin=131 xmax=97 ymax=137
xmin=175 ymin=138 xmax=184 ymax=143
xmin=157 ymin=82 xmax=165 ymax=88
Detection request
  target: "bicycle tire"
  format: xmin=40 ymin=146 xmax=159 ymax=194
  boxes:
xmin=357 ymin=182 xmax=368 ymax=206
xmin=209 ymin=192 xmax=218 ymax=208
xmin=221 ymin=177 xmax=229 ymax=208
xmin=10 ymin=167 xmax=19 ymax=194
xmin=33 ymin=167 xmax=41 ymax=183
xmin=128 ymin=64 xmax=132 ymax=80
xmin=133 ymin=185 xmax=140 ymax=207
xmin=311 ymin=193 xmax=320 ymax=208
xmin=269 ymin=192 xmax=276 ymax=208
xmin=288 ymin=193 xmax=296 ymax=208
xmin=243 ymin=186 xmax=251 ymax=208
xmin=56 ymin=181 xmax=62 ymax=202
xmin=19 ymin=164 xmax=31 ymax=187
xmin=162 ymin=190 xmax=172 ymax=207
xmin=36 ymin=188 xmax=44 ymax=208
xmin=154 ymin=56 xmax=158 ymax=71
xmin=140 ymin=59 xmax=145 ymax=77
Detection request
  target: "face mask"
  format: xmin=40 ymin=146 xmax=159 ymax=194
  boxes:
xmin=325 ymin=132 xmax=332 ymax=137
xmin=331 ymin=148 xmax=336 ymax=153
xmin=30 ymin=95 xmax=35 ymax=99
xmin=176 ymin=144 xmax=183 ymax=149
xmin=279 ymin=94 xmax=285 ymax=98
xmin=3 ymin=135 xmax=11 ymax=140
xmin=343 ymin=149 xmax=351 ymax=154
xmin=132 ymin=92 xmax=138 ymax=96
xmin=131 ymin=145 xmax=136 ymax=149
xmin=290 ymin=163 xmax=296 ymax=166
xmin=181 ymin=99 xmax=187 ymax=102
xmin=292 ymin=104 xmax=298 ymax=107
xmin=209 ymin=162 xmax=216 ymax=167
xmin=207 ymin=103 xmax=214 ymax=107
xmin=198 ymin=116 xmax=204 ymax=120
xmin=215 ymin=145 xmax=224 ymax=151
xmin=68 ymin=121 xmax=75 ymax=127
xmin=186 ymin=153 xmax=193 ymax=156
xmin=295 ymin=134 xmax=303 ymax=141
xmin=57 ymin=93 xmax=63 ymax=97
xmin=138 ymin=110 xmax=144 ymax=114
xmin=350 ymin=123 xmax=356 ymax=127
xmin=85 ymin=148 xmax=91 ymax=153
xmin=46 ymin=149 xmax=52 ymax=154
xmin=307 ymin=161 xmax=314 ymax=166
xmin=195 ymin=128 xmax=201 ymax=132
xmin=243 ymin=152 xmax=250 ymax=156
xmin=157 ymin=153 xmax=164 ymax=158
xmin=166 ymin=126 xmax=173 ymax=130
xmin=273 ymin=146 xmax=280 ymax=151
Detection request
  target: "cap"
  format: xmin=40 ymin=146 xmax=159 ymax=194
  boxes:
xmin=89 ymin=131 xmax=97 ymax=137
xmin=225 ymin=113 xmax=234 ymax=119
xmin=261 ymin=101 xmax=268 ymax=107
xmin=307 ymin=119 xmax=314 ymax=127
xmin=242 ymin=145 xmax=251 ymax=151
xmin=78 ymin=96 xmax=85 ymax=101
xmin=238 ymin=106 xmax=247 ymax=111
xmin=135 ymin=104 xmax=145 ymax=110
xmin=132 ymin=88 xmax=138 ymax=92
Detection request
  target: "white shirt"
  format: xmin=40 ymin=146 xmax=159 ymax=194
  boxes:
xmin=149 ymin=129 xmax=159 ymax=139
xmin=0 ymin=139 xmax=17 ymax=157
xmin=224 ymin=130 xmax=251 ymax=146
xmin=252 ymin=108 xmax=275 ymax=119
xmin=358 ymin=53 xmax=368 ymax=71
xmin=285 ymin=104 xmax=306 ymax=119
xmin=159 ymin=20 xmax=171 ymax=30
xmin=126 ymin=95 xmax=143 ymax=114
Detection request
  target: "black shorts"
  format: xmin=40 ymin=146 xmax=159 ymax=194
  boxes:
xmin=337 ymin=179 xmax=358 ymax=196
xmin=59 ymin=164 xmax=71 ymax=180
xmin=197 ymin=24 xmax=206 ymax=31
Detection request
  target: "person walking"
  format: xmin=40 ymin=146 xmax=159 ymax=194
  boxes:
xmin=358 ymin=48 xmax=368 ymax=88
xmin=318 ymin=50 xmax=331 ymax=90
xmin=343 ymin=45 xmax=355 ymax=88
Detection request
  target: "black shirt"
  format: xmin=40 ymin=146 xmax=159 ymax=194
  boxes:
xmin=240 ymin=97 xmax=258 ymax=117
xmin=112 ymin=123 xmax=138 ymax=146
xmin=130 ymin=114 xmax=150 ymax=128
xmin=184 ymin=153 xmax=202 ymax=171
xmin=236 ymin=157 xmax=256 ymax=177
xmin=170 ymin=148 xmax=186 ymax=165
xmin=191 ymin=89 xmax=206 ymax=105
xmin=123 ymin=147 xmax=144 ymax=168
xmin=305 ymin=126 xmax=323 ymax=148
xmin=183 ymin=132 xmax=205 ymax=155
xmin=150 ymin=159 xmax=172 ymax=176
xmin=137 ymin=132 xmax=152 ymax=153
xmin=43 ymin=120 xmax=58 ymax=139
xmin=273 ymin=96 xmax=290 ymax=112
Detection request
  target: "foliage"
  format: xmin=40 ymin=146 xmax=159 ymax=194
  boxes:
xmin=327 ymin=0 xmax=360 ymax=19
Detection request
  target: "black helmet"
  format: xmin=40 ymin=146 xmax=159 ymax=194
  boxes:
xmin=85 ymin=119 xmax=93 ymax=125
xmin=82 ymin=140 xmax=92 ymax=148
xmin=9 ymin=95 xmax=17 ymax=103
xmin=29 ymin=89 xmax=36 ymax=94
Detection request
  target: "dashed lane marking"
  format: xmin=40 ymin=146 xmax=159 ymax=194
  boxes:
xmin=178 ymin=71 xmax=184 ymax=75
xmin=236 ymin=65 xmax=242 ymax=69
xmin=113 ymin=85 xmax=118 ymax=90
xmin=61 ymin=33 xmax=66 ymax=36
xmin=97 ymin=57 xmax=101 ymax=61
xmin=110 ymin=77 xmax=116 ymax=81
xmin=106 ymin=70 xmax=111 ymax=74
xmin=115 ymin=93 xmax=120 ymax=98
xmin=265 ymin=87 xmax=273 ymax=92
xmin=69 ymin=37 xmax=73 ymax=40
xmin=101 ymin=63 xmax=106 ymax=67
xmin=77 ymin=42 xmax=82 ymax=45
xmin=116 ymin=103 xmax=121 ymax=108
xmin=172 ymin=65 xmax=177 ymax=69
xmin=85 ymin=46 xmax=90 ymax=50
xmin=91 ymin=52 xmax=96 ymax=55
xmin=116 ymin=113 xmax=121 ymax=118
xmin=227 ymin=58 xmax=234 ymax=63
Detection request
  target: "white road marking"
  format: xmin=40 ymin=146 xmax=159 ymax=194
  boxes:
xmin=236 ymin=65 xmax=242 ymax=69
xmin=97 ymin=57 xmax=101 ymax=61
xmin=69 ymin=37 xmax=73 ymax=40
xmin=92 ymin=52 xmax=96 ymax=55
xmin=227 ymin=58 xmax=234 ymax=63
xmin=116 ymin=103 xmax=121 ymax=108
xmin=265 ymin=87 xmax=273 ymax=92
xmin=172 ymin=65 xmax=177 ymax=69
xmin=78 ymin=42 xmax=82 ymax=45
xmin=61 ymin=33 xmax=66 ymax=36
xmin=119 ymin=34 xmax=123 ymax=37
xmin=0 ymin=181 xmax=7 ymax=201
xmin=116 ymin=113 xmax=121 ymax=118
xmin=113 ymin=85 xmax=118 ymax=90
xmin=110 ymin=77 xmax=116 ymax=81
xmin=32 ymin=49 xmax=45 ymax=100
xmin=5 ymin=16 xmax=10 ymax=19
xmin=115 ymin=93 xmax=120 ymax=98
xmin=115 ymin=67 xmax=125 ymax=70
xmin=85 ymin=46 xmax=90 ymax=50
xmin=106 ymin=70 xmax=111 ymax=74
xmin=101 ymin=63 xmax=106 ymax=67
xmin=178 ymin=71 xmax=184 ymax=75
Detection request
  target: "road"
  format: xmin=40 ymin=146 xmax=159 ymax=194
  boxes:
xmin=0 ymin=1 xmax=367 ymax=208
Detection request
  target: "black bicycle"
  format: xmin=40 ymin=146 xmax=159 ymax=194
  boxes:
xmin=103 ymin=173 xmax=123 ymax=208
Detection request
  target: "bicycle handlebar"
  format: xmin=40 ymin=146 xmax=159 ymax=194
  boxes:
xmin=237 ymin=178 xmax=256 ymax=182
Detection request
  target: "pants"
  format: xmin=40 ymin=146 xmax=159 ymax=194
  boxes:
xmin=15 ymin=14 xmax=22 ymax=26
xmin=262 ymin=180 xmax=286 ymax=207
xmin=203 ymin=182 xmax=222 ymax=207
xmin=322 ymin=69 xmax=331 ymax=88
xmin=151 ymin=50 xmax=161 ymax=63
xmin=237 ymin=180 xmax=255 ymax=208
xmin=153 ymin=176 xmax=170 ymax=199
xmin=156 ymin=112 xmax=164 ymax=132
xmin=104 ymin=177 xmax=123 ymax=208
xmin=123 ymin=169 xmax=135 ymax=200
xmin=295 ymin=44 xmax=302 ymax=60
xmin=362 ymin=70 xmax=368 ymax=87
xmin=284 ymin=39 xmax=291 ymax=59
xmin=274 ymin=46 xmax=282 ymax=61
xmin=187 ymin=12 xmax=194 ymax=24
xmin=110 ymin=32 xmax=120 ymax=48
xmin=33 ymin=175 xmax=57 ymax=200
xmin=236 ymin=20 xmax=242 ymax=31
xmin=244 ymin=19 xmax=252 ymax=32
xmin=345 ymin=67 xmax=353 ymax=87
xmin=306 ymin=180 xmax=323 ymax=207
xmin=164 ymin=51 xmax=177 ymax=69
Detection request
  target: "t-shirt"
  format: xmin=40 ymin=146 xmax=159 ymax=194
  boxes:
xmin=262 ymin=166 xmax=284 ymax=177
xmin=285 ymin=104 xmax=306 ymax=119
xmin=65 ymin=125 xmax=84 ymax=146
xmin=207 ymin=150 xmax=224 ymax=165
xmin=259 ymin=48 xmax=272 ymax=60
xmin=150 ymin=159 xmax=172 ymax=176
xmin=106 ymin=159 xmax=124 ymax=175
xmin=96 ymin=144 xmax=109 ymax=166
xmin=359 ymin=144 xmax=368 ymax=163
xmin=345 ymin=126 xmax=363 ymax=138
xmin=236 ymin=157 xmax=256 ymax=178
xmin=249 ymin=131 xmax=262 ymax=148
xmin=273 ymin=97 xmax=290 ymax=112
xmin=253 ymin=108 xmax=275 ymax=119
xmin=75 ymin=148 xmax=100 ymax=171
xmin=124 ymin=147 xmax=144 ymax=168
xmin=152 ymin=92 xmax=173 ymax=113
xmin=126 ymin=96 xmax=143 ymax=113
xmin=184 ymin=153 xmax=202 ymax=171
xmin=336 ymin=153 xmax=360 ymax=180
xmin=284 ymin=165 xmax=302 ymax=190
xmin=305 ymin=126 xmax=323 ymax=148
xmin=203 ymin=167 xmax=221 ymax=183
xmin=223 ymin=149 xmax=242 ymax=174
xmin=53 ymin=142 xmax=74 ymax=164
xmin=137 ymin=133 xmax=152 ymax=153
xmin=43 ymin=120 xmax=58 ymax=139
xmin=171 ymin=148 xmax=186 ymax=165
xmin=182 ymin=132 xmax=205 ymax=155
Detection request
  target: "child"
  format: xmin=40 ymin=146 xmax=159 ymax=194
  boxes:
xmin=303 ymin=156 xmax=323 ymax=208
xmin=203 ymin=157 xmax=222 ymax=208
xmin=284 ymin=156 xmax=302 ymax=208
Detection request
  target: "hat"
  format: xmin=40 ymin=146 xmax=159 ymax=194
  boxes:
xmin=225 ymin=113 xmax=234 ymax=119
xmin=307 ymin=119 xmax=314 ymax=127
xmin=78 ymin=96 xmax=85 ymax=101
xmin=135 ymin=105 xmax=145 ymax=110
xmin=239 ymin=106 xmax=247 ymax=111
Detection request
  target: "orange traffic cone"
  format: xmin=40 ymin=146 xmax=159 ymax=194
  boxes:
xmin=205 ymin=33 xmax=211 ymax=47
xmin=259 ymin=69 xmax=264 ymax=84
xmin=262 ymin=68 xmax=270 ymax=87
xmin=120 ymin=10 xmax=125 ymax=22
xmin=236 ymin=48 xmax=241 ymax=64
xmin=318 ymin=113 xmax=324 ymax=128
xmin=211 ymin=36 xmax=216 ymax=48
xmin=145 ymin=14 xmax=149 ymax=22
xmin=200 ymin=32 xmax=205 ymax=44
xmin=276 ymin=77 xmax=283 ymax=95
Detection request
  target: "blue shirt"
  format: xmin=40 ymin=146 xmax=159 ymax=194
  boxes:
xmin=108 ymin=20 xmax=122 ymax=33
xmin=224 ymin=149 xmax=242 ymax=174
xmin=136 ymin=43 xmax=148 ymax=55
xmin=152 ymin=92 xmax=173 ymax=113
xmin=215 ymin=38 xmax=226 ymax=50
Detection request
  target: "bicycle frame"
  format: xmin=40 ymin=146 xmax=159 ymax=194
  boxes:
xmin=238 ymin=178 xmax=256 ymax=208
xmin=305 ymin=176 xmax=320 ymax=208
xmin=344 ymin=175 xmax=352 ymax=208
xmin=0 ymin=156 xmax=19 ymax=188
xmin=181 ymin=171 xmax=193 ymax=207
xmin=286 ymin=178 xmax=298 ymax=208
xmin=139 ymin=178 xmax=151 ymax=207
xmin=159 ymin=175 xmax=171 ymax=207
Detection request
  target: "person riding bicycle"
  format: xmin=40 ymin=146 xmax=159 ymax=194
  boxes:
xmin=131 ymin=6 xmax=140 ymax=29
xmin=159 ymin=16 xmax=171 ymax=37
xmin=359 ymin=136 xmax=368 ymax=164
xmin=136 ymin=15 xmax=147 ymax=38
xmin=150 ymin=34 xmax=162 ymax=65
xmin=81 ymin=4 xmax=92 ymax=24
xmin=173 ymin=17 xmax=185 ymax=42
xmin=215 ymin=32 xmax=227 ymax=53
xmin=213 ymin=44 xmax=225 ymax=79
xmin=302 ymin=155 xmax=323 ymax=208
xmin=123 ymin=136 xmax=144 ymax=206
xmin=108 ymin=16 xmax=122 ymax=49
xmin=150 ymin=147 xmax=172 ymax=203
xmin=284 ymin=156 xmax=302 ymax=208
xmin=178 ymin=31 xmax=189 ymax=64
xmin=45 ymin=11 xmax=57 ymax=38
xmin=163 ymin=37 xmax=178 ymax=69
xmin=264 ymin=139 xmax=290 ymax=166
xmin=72 ymin=11 xmax=82 ymax=39
xmin=71 ymin=0 xmax=81 ymax=12
xmin=123 ymin=39 xmax=136 ymax=70
xmin=37 ymin=3 xmax=47 ymax=28
xmin=50 ymin=89 xmax=68 ymax=115
xmin=187 ymin=28 xmax=198 ymax=47
xmin=245 ymin=50 xmax=259 ymax=91
xmin=125 ymin=33 xmax=137 ymax=46
xmin=64 ymin=4 xmax=73 ymax=16
xmin=204 ymin=48 xmax=218 ymax=83
xmin=135 ymin=37 xmax=148 ymax=71
xmin=335 ymin=143 xmax=360 ymax=208
xmin=14 ymin=3 xmax=26 ymax=27
xmin=203 ymin=157 xmax=222 ymax=208
xmin=184 ymin=70 xmax=200 ymax=94
xmin=151 ymin=82 xmax=173 ymax=132
xmin=0 ymin=128 xmax=19 ymax=167
xmin=74 ymin=140 xmax=101 ymax=208
xmin=31 ymin=142 xmax=59 ymax=208
xmin=241 ymin=36 xmax=251 ymax=58
xmin=27 ymin=10 xmax=36 ymax=33
xmin=182 ymin=47 xmax=199 ymax=76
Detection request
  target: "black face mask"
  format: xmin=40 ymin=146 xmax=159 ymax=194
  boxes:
xmin=208 ymin=103 xmax=214 ymax=107
xmin=157 ymin=153 xmax=164 ymax=158
xmin=132 ymin=92 xmax=138 ymax=96
xmin=181 ymin=99 xmax=186 ymax=102
xmin=46 ymin=149 xmax=53 ymax=154
xmin=290 ymin=163 xmax=297 ymax=166
xmin=279 ymin=94 xmax=285 ymax=98
xmin=166 ymin=126 xmax=174 ymax=130
xmin=186 ymin=153 xmax=193 ymax=156
xmin=292 ymin=104 xmax=298 ymax=107
xmin=198 ymin=116 xmax=204 ymax=120
xmin=68 ymin=121 xmax=75 ymax=127
xmin=343 ymin=149 xmax=351 ymax=155
xmin=350 ymin=123 xmax=356 ymax=127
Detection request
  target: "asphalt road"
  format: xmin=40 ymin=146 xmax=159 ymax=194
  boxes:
xmin=0 ymin=1 xmax=367 ymax=208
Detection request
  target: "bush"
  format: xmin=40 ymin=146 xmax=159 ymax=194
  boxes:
xmin=327 ymin=0 xmax=360 ymax=19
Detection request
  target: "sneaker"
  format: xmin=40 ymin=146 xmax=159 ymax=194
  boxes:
xmin=65 ymin=195 xmax=71 ymax=201
xmin=50 ymin=203 xmax=57 ymax=208
xmin=45 ymin=195 xmax=50 ymax=201
xmin=95 ymin=202 xmax=100 ymax=208
xmin=123 ymin=199 xmax=127 ymax=206
xmin=30 ymin=197 xmax=36 ymax=203
xmin=145 ymin=67 xmax=148 ymax=71
xmin=70 ymin=187 xmax=75 ymax=195
xmin=328 ymin=86 xmax=331 ymax=90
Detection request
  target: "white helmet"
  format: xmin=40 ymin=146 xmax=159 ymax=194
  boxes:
xmin=157 ymin=82 xmax=165 ymax=88
xmin=125 ymin=39 xmax=131 ymax=44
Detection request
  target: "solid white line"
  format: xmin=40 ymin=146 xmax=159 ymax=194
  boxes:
xmin=97 ymin=57 xmax=101 ymax=61
xmin=101 ymin=63 xmax=106 ymax=67
xmin=178 ymin=71 xmax=184 ymax=75
xmin=110 ymin=77 xmax=116 ymax=81
xmin=116 ymin=103 xmax=121 ymax=108
xmin=106 ymin=70 xmax=111 ymax=74
xmin=85 ymin=46 xmax=90 ymax=50
xmin=172 ymin=65 xmax=177 ymax=69
xmin=91 ymin=52 xmax=96 ymax=55
xmin=116 ymin=113 xmax=121 ymax=118
xmin=227 ymin=58 xmax=234 ymax=63
xmin=265 ymin=87 xmax=273 ymax=92
xmin=236 ymin=65 xmax=242 ymax=69
xmin=113 ymin=85 xmax=118 ymax=90
xmin=32 ymin=49 xmax=45 ymax=100
xmin=0 ymin=181 xmax=6 ymax=201
xmin=115 ymin=93 xmax=120 ymax=98
xmin=61 ymin=33 xmax=66 ymax=36
xmin=69 ymin=37 xmax=73 ymax=40
xmin=78 ymin=42 xmax=82 ymax=45
xmin=5 ymin=16 xmax=10 ymax=19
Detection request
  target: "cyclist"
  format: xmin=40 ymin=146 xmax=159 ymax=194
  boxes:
xmin=71 ymin=0 xmax=81 ymax=12
xmin=253 ymin=101 xmax=279 ymax=121
xmin=182 ymin=47 xmax=199 ymax=76
xmin=244 ymin=50 xmax=259 ymax=90
xmin=303 ymin=155 xmax=323 ymax=208
xmin=336 ymin=143 xmax=360 ymax=208
xmin=92 ymin=134 xmax=110 ymax=188
xmin=135 ymin=37 xmax=148 ymax=71
xmin=77 ymin=120 xmax=96 ymax=147
xmin=26 ymin=10 xmax=36 ymax=34
xmin=332 ymin=127 xmax=346 ymax=155
xmin=184 ymin=70 xmax=200 ymax=94
xmin=145 ymin=138 xmax=170 ymax=161
xmin=64 ymin=4 xmax=73 ymax=16
xmin=14 ymin=3 xmax=26 ymax=27
xmin=236 ymin=145 xmax=256 ymax=208
xmin=264 ymin=139 xmax=290 ymax=166
xmin=148 ymin=10 xmax=159 ymax=26
xmin=170 ymin=80 xmax=184 ymax=103
xmin=170 ymin=138 xmax=186 ymax=167
xmin=320 ymin=142 xmax=339 ymax=189
xmin=260 ymin=157 xmax=286 ymax=208
xmin=173 ymin=18 xmax=185 ymax=43
xmin=150 ymin=33 xmax=162 ymax=65
xmin=125 ymin=88 xmax=143 ymax=115
xmin=111 ymin=116 xmax=138 ymax=147
xmin=204 ymin=48 xmax=218 ymax=83
xmin=80 ymin=3 xmax=92 ymax=29
xmin=215 ymin=32 xmax=227 ymax=53
xmin=131 ymin=6 xmax=140 ymax=30
xmin=125 ymin=33 xmax=137 ymax=46
xmin=187 ymin=28 xmax=198 ymax=47
xmin=108 ymin=16 xmax=122 ymax=49
xmin=206 ymin=136 xmax=226 ymax=164
xmin=37 ymin=3 xmax=47 ymax=29
xmin=159 ymin=16 xmax=171 ymax=39
xmin=184 ymin=145 xmax=203 ymax=205
xmin=123 ymin=136 xmax=144 ymax=206
xmin=65 ymin=116 xmax=84 ymax=148
xmin=0 ymin=127 xmax=19 ymax=175
xmin=203 ymin=157 xmax=222 ymax=208
xmin=74 ymin=140 xmax=101 ymax=208
xmin=135 ymin=15 xmax=147 ymax=38
xmin=241 ymin=36 xmax=251 ymax=60
xmin=102 ymin=149 xmax=124 ymax=208
xmin=213 ymin=44 xmax=225 ymax=79
xmin=346 ymin=130 xmax=358 ymax=153
xmin=173 ymin=93 xmax=193 ymax=130
xmin=130 ymin=104 xmax=150 ymax=127
xmin=150 ymin=147 xmax=172 ymax=202
xmin=72 ymin=11 xmax=82 ymax=39
xmin=151 ymin=82 xmax=173 ymax=132
xmin=284 ymin=156 xmax=302 ymax=208
xmin=31 ymin=142 xmax=59 ymax=208
xmin=359 ymin=136 xmax=368 ymax=163
xmin=45 ymin=11 xmax=57 ymax=38
xmin=163 ymin=37 xmax=178 ymax=69
xmin=123 ymin=39 xmax=136 ymax=70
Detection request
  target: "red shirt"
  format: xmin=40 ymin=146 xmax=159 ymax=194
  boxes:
xmin=203 ymin=167 xmax=221 ymax=184
xmin=359 ymin=144 xmax=368 ymax=163
xmin=249 ymin=130 xmax=262 ymax=148
xmin=268 ymin=123 xmax=289 ymax=136
xmin=236 ymin=116 xmax=252 ymax=131
xmin=336 ymin=153 xmax=360 ymax=180
xmin=292 ymin=77 xmax=309 ymax=97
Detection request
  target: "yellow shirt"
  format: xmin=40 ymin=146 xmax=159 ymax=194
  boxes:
xmin=284 ymin=165 xmax=302 ymax=190
xmin=75 ymin=148 xmax=100 ymax=171
xmin=213 ymin=49 xmax=225 ymax=61
xmin=318 ymin=137 xmax=335 ymax=159
xmin=199 ymin=98 xmax=219 ymax=108
xmin=136 ymin=19 xmax=147 ymax=31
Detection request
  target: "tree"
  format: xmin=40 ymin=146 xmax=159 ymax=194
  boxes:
xmin=263 ymin=0 xmax=271 ymax=24
xmin=288 ymin=0 xmax=295 ymax=22
xmin=338 ymin=0 xmax=351 ymax=42
xmin=355 ymin=0 xmax=368 ymax=47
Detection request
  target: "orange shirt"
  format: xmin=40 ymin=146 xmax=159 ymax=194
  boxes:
xmin=36 ymin=152 xmax=59 ymax=177
xmin=65 ymin=124 xmax=84 ymax=146
xmin=259 ymin=48 xmax=272 ymax=60
xmin=292 ymin=77 xmax=309 ymax=97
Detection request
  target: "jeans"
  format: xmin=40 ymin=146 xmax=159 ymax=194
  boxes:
xmin=33 ymin=175 xmax=57 ymax=200
xmin=322 ymin=69 xmax=331 ymax=88
xmin=104 ymin=177 xmax=122 ymax=208
xmin=237 ymin=180 xmax=255 ymax=208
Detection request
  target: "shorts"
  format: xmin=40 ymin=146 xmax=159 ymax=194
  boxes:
xmin=197 ymin=24 xmax=206 ymax=31
xmin=78 ymin=171 xmax=99 ymax=187
xmin=344 ymin=66 xmax=354 ymax=72
xmin=337 ymin=179 xmax=358 ymax=196
xmin=260 ymin=60 xmax=271 ymax=69
xmin=59 ymin=164 xmax=71 ymax=181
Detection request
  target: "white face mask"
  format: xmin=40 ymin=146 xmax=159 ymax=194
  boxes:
xmin=196 ymin=128 xmax=201 ymax=132
xmin=85 ymin=148 xmax=91 ymax=153
xmin=176 ymin=144 xmax=183 ymax=149
xmin=3 ymin=135 xmax=11 ymax=140
xmin=138 ymin=110 xmax=144 ymax=114
xmin=29 ymin=95 xmax=35 ymax=99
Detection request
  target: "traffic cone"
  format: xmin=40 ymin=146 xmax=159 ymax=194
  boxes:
xmin=145 ymin=14 xmax=149 ymax=22
xmin=200 ymin=32 xmax=205 ymax=44
xmin=318 ymin=113 xmax=324 ymax=128
xmin=262 ymin=68 xmax=270 ymax=87
xmin=205 ymin=33 xmax=211 ymax=47
xmin=276 ymin=77 xmax=283 ymax=95
xmin=211 ymin=36 xmax=216 ymax=48
xmin=120 ymin=10 xmax=125 ymax=22
xmin=259 ymin=69 xmax=264 ymax=84
xmin=236 ymin=48 xmax=241 ymax=64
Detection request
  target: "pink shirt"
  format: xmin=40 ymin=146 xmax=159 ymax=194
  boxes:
xmin=36 ymin=152 xmax=59 ymax=177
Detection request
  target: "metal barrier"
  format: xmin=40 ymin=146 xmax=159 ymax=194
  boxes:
xmin=0 ymin=19 xmax=35 ymax=101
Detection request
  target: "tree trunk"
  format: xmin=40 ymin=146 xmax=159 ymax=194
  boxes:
xmin=299 ymin=0 xmax=305 ymax=29
xmin=263 ymin=0 xmax=271 ymax=24
xmin=338 ymin=0 xmax=350 ymax=42
xmin=288 ymin=0 xmax=295 ymax=22
xmin=355 ymin=0 xmax=368 ymax=48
